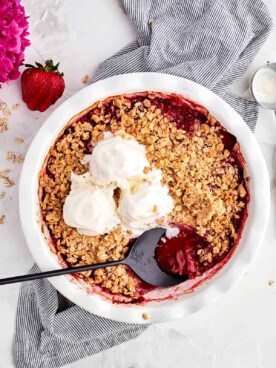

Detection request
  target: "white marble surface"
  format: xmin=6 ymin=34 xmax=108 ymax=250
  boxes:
xmin=0 ymin=0 xmax=275 ymax=367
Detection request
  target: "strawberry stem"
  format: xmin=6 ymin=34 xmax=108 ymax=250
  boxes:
xmin=24 ymin=59 xmax=64 ymax=76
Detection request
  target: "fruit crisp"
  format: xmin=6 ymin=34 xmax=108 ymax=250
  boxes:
xmin=38 ymin=92 xmax=249 ymax=302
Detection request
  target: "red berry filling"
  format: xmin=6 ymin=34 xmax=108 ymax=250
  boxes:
xmin=155 ymin=225 xmax=214 ymax=278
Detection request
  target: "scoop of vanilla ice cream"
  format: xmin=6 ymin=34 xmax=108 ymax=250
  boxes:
xmin=63 ymin=176 xmax=120 ymax=236
xmin=118 ymin=170 xmax=174 ymax=236
xmin=89 ymin=133 xmax=149 ymax=187
xmin=64 ymin=135 xmax=176 ymax=238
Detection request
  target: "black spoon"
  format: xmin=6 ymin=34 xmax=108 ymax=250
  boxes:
xmin=0 ymin=228 xmax=187 ymax=287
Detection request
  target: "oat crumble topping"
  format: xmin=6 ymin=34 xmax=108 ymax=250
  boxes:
xmin=38 ymin=92 xmax=249 ymax=300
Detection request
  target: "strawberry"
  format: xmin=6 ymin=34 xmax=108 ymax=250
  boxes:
xmin=21 ymin=59 xmax=65 ymax=112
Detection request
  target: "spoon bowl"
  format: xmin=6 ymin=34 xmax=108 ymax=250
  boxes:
xmin=124 ymin=228 xmax=187 ymax=287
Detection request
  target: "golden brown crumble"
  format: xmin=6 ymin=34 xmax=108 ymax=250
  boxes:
xmin=39 ymin=93 xmax=248 ymax=299
xmin=0 ymin=215 xmax=6 ymax=224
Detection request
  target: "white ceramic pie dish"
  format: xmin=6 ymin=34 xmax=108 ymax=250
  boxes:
xmin=19 ymin=72 xmax=270 ymax=323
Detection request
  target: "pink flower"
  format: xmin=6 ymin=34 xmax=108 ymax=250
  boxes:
xmin=0 ymin=0 xmax=30 ymax=86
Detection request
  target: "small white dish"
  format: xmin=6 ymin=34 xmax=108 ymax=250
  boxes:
xmin=19 ymin=73 xmax=270 ymax=323
xmin=251 ymin=61 xmax=276 ymax=110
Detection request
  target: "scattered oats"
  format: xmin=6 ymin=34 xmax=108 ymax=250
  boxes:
xmin=0 ymin=118 xmax=8 ymax=133
xmin=0 ymin=215 xmax=6 ymax=224
xmin=6 ymin=151 xmax=25 ymax=164
xmin=148 ymin=18 xmax=154 ymax=25
xmin=2 ymin=107 xmax=11 ymax=116
xmin=0 ymin=192 xmax=5 ymax=199
xmin=4 ymin=177 xmax=14 ymax=187
xmin=0 ymin=169 xmax=14 ymax=187
xmin=6 ymin=152 xmax=16 ymax=163
xmin=11 ymin=103 xmax=20 ymax=111
xmin=0 ymin=169 xmax=10 ymax=176
xmin=142 ymin=312 xmax=151 ymax=321
xmin=0 ymin=100 xmax=7 ymax=110
xmin=82 ymin=75 xmax=91 ymax=84
xmin=15 ymin=137 xmax=24 ymax=144
xmin=268 ymin=280 xmax=274 ymax=286
xmin=17 ymin=155 xmax=25 ymax=163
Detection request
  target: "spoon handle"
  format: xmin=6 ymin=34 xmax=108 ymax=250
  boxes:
xmin=0 ymin=260 xmax=123 ymax=285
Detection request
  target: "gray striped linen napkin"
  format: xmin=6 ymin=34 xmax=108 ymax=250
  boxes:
xmin=13 ymin=1 xmax=272 ymax=367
